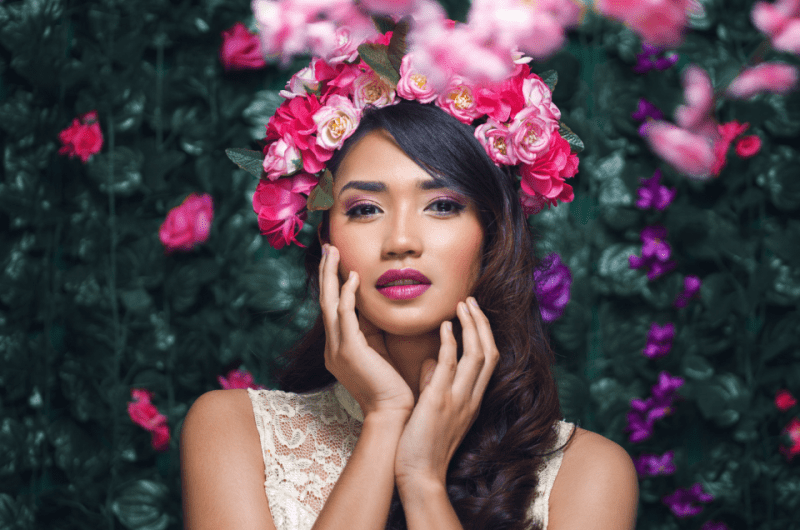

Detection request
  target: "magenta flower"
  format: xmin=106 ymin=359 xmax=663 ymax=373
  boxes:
xmin=751 ymin=0 xmax=800 ymax=55
xmin=633 ymin=44 xmax=679 ymax=74
xmin=643 ymin=322 xmax=675 ymax=359
xmin=726 ymin=63 xmax=799 ymax=99
xmin=636 ymin=169 xmax=677 ymax=211
xmin=662 ymin=483 xmax=714 ymax=518
xmin=674 ymin=275 xmax=702 ymax=308
xmin=219 ymin=22 xmax=267 ymax=72
xmin=218 ymin=369 xmax=265 ymax=390
xmin=629 ymin=226 xmax=677 ymax=280
xmin=127 ymin=389 xmax=170 ymax=451
xmin=625 ymin=371 xmax=684 ymax=442
xmin=632 ymin=98 xmax=665 ymax=122
xmin=533 ymin=253 xmax=573 ymax=322
xmin=652 ymin=371 xmax=685 ymax=403
xmin=633 ymin=450 xmax=676 ymax=476
xmin=159 ymin=193 xmax=214 ymax=253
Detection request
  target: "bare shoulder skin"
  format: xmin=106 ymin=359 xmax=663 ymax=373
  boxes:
xmin=548 ymin=426 xmax=640 ymax=530
xmin=180 ymin=389 xmax=276 ymax=530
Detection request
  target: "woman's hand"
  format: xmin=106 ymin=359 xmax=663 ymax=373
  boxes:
xmin=319 ymin=244 xmax=415 ymax=419
xmin=394 ymin=297 xmax=499 ymax=489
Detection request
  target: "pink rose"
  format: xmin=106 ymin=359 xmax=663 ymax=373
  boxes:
xmin=263 ymin=135 xmax=303 ymax=180
xmin=752 ymin=0 xmax=800 ymax=54
xmin=58 ymin=110 xmax=103 ymax=163
xmin=640 ymin=121 xmax=716 ymax=179
xmin=218 ymin=369 xmax=265 ymax=390
xmin=315 ymin=60 xmax=362 ymax=100
xmin=474 ymin=120 xmax=516 ymax=166
xmin=436 ymin=77 xmax=483 ymax=124
xmin=313 ymin=94 xmax=361 ymax=149
xmin=711 ymin=120 xmax=750 ymax=175
xmin=127 ymin=389 xmax=170 ymax=451
xmin=252 ymin=174 xmax=317 ymax=249
xmin=519 ymin=133 xmax=578 ymax=203
xmin=397 ymin=54 xmax=439 ymax=104
xmin=352 ymin=69 xmax=396 ymax=109
xmin=474 ymin=63 xmax=528 ymax=123
xmin=522 ymin=73 xmax=561 ymax=121
xmin=509 ymin=104 xmax=559 ymax=165
xmin=726 ymin=63 xmax=799 ymax=99
xmin=219 ymin=22 xmax=266 ymax=71
xmin=596 ymin=0 xmax=691 ymax=48
xmin=519 ymin=190 xmax=550 ymax=216
xmin=159 ymin=193 xmax=214 ymax=253
xmin=735 ymin=135 xmax=762 ymax=158
xmin=279 ymin=63 xmax=321 ymax=99
xmin=359 ymin=0 xmax=417 ymax=15
xmin=324 ymin=26 xmax=360 ymax=65
xmin=267 ymin=95 xmax=332 ymax=174
xmin=675 ymin=66 xmax=716 ymax=137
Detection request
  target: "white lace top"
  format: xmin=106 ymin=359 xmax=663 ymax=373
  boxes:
xmin=248 ymin=382 xmax=575 ymax=530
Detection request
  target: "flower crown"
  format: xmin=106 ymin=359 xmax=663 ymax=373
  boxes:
xmin=226 ymin=17 xmax=583 ymax=250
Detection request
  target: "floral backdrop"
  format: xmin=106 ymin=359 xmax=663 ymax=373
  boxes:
xmin=0 ymin=0 xmax=798 ymax=529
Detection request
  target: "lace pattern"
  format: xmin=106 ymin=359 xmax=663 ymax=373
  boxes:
xmin=248 ymin=382 xmax=574 ymax=530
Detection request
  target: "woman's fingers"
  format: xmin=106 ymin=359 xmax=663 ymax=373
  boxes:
xmin=319 ymin=244 xmax=341 ymax=353
xmin=465 ymin=298 xmax=500 ymax=401
xmin=426 ymin=321 xmax=457 ymax=392
xmin=338 ymin=270 xmax=367 ymax=349
xmin=451 ymin=299 xmax=485 ymax=397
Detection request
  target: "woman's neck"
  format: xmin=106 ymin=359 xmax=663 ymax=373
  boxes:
xmin=383 ymin=330 xmax=441 ymax=403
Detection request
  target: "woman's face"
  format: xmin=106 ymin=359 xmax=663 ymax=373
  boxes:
xmin=327 ymin=129 xmax=485 ymax=336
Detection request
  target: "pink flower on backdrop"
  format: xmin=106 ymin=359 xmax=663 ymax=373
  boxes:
xmin=474 ymin=119 xmax=516 ymax=166
xmin=675 ymin=66 xmax=716 ymax=137
xmin=674 ymin=275 xmax=702 ymax=308
xmin=159 ymin=193 xmax=214 ymax=253
xmin=437 ymin=78 xmax=483 ymax=124
xmin=636 ymin=169 xmax=676 ymax=211
xmin=735 ymin=135 xmax=762 ymax=158
xmin=220 ymin=22 xmax=267 ymax=71
xmin=643 ymin=322 xmax=675 ymax=359
xmin=662 ymin=483 xmax=714 ymax=518
xmin=218 ymin=369 xmax=266 ymax=390
xmin=266 ymin=94 xmax=332 ymax=174
xmin=626 ymin=395 xmax=675 ymax=442
xmin=397 ymin=54 xmax=439 ymax=104
xmin=726 ymin=63 xmax=799 ymax=99
xmin=127 ymin=389 xmax=170 ymax=451
xmin=639 ymin=121 xmax=716 ymax=179
xmin=711 ymin=120 xmax=750 ymax=176
xmin=519 ymin=132 xmax=579 ymax=205
xmin=780 ymin=418 xmax=800 ymax=460
xmin=58 ymin=110 xmax=103 ymax=163
xmin=252 ymin=173 xmax=317 ymax=249
xmin=633 ymin=44 xmax=679 ymax=73
xmin=634 ymin=450 xmax=676 ymax=477
xmin=775 ymin=389 xmax=797 ymax=411
xmin=596 ymin=0 xmax=691 ymax=48
xmin=263 ymin=134 xmax=303 ymax=181
xmin=752 ymin=0 xmax=800 ymax=55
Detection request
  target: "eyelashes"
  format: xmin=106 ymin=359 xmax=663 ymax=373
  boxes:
xmin=343 ymin=197 xmax=467 ymax=219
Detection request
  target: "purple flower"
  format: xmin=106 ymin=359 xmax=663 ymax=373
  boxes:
xmin=652 ymin=371 xmax=685 ymax=403
xmin=632 ymin=98 xmax=665 ymax=122
xmin=534 ymin=253 xmax=572 ymax=322
xmin=674 ymin=275 xmax=702 ymax=308
xmin=643 ymin=322 xmax=675 ymax=359
xmin=634 ymin=450 xmax=676 ymax=476
xmin=629 ymin=225 xmax=677 ymax=280
xmin=634 ymin=44 xmax=679 ymax=74
xmin=636 ymin=169 xmax=676 ymax=211
xmin=701 ymin=522 xmax=731 ymax=530
xmin=662 ymin=483 xmax=714 ymax=518
xmin=625 ymin=371 xmax=684 ymax=442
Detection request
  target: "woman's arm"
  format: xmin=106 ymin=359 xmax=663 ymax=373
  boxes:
xmin=180 ymin=389 xmax=276 ymax=530
xmin=310 ymin=410 xmax=407 ymax=530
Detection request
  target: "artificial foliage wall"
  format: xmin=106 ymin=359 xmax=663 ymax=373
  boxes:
xmin=0 ymin=1 xmax=798 ymax=530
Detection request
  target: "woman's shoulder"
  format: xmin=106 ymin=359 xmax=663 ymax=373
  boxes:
xmin=548 ymin=424 xmax=639 ymax=529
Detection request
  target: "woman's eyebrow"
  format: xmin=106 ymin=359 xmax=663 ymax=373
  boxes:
xmin=338 ymin=178 xmax=447 ymax=198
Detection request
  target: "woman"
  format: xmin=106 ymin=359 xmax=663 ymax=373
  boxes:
xmin=180 ymin=100 xmax=639 ymax=530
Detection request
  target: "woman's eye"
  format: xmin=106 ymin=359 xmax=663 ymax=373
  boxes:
xmin=428 ymin=199 xmax=466 ymax=215
xmin=345 ymin=203 xmax=381 ymax=218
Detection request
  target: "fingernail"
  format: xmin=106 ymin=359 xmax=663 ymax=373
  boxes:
xmin=469 ymin=297 xmax=479 ymax=308
xmin=322 ymin=244 xmax=328 ymax=256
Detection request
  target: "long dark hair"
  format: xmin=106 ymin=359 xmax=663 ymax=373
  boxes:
xmin=276 ymin=100 xmax=575 ymax=530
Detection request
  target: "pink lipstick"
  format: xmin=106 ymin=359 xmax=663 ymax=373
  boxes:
xmin=375 ymin=269 xmax=431 ymax=300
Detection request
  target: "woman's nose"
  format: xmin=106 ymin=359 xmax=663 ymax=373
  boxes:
xmin=381 ymin=208 xmax=422 ymax=259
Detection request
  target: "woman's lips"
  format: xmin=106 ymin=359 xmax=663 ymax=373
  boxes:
xmin=376 ymin=269 xmax=431 ymax=300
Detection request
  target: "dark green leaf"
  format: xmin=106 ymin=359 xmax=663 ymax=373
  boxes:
xmin=307 ymin=169 xmax=333 ymax=211
xmin=559 ymin=122 xmax=584 ymax=154
xmin=387 ymin=17 xmax=411 ymax=74
xmin=225 ymin=148 xmax=264 ymax=179
xmin=371 ymin=15 xmax=397 ymax=35
xmin=540 ymin=70 xmax=558 ymax=92
xmin=357 ymin=43 xmax=400 ymax=86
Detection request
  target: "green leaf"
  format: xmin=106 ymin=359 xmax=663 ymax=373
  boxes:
xmin=225 ymin=148 xmax=264 ymax=179
xmin=357 ymin=43 xmax=400 ymax=86
xmin=307 ymin=169 xmax=333 ymax=211
xmin=540 ymin=70 xmax=558 ymax=92
xmin=387 ymin=17 xmax=411 ymax=74
xmin=371 ymin=15 xmax=397 ymax=35
xmin=559 ymin=122 xmax=584 ymax=154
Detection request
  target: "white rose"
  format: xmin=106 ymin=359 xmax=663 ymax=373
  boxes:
xmin=353 ymin=70 xmax=396 ymax=109
xmin=313 ymin=95 xmax=361 ymax=150
xmin=263 ymin=136 xmax=302 ymax=180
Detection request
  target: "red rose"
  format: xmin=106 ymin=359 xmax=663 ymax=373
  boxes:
xmin=58 ymin=110 xmax=103 ymax=163
xmin=519 ymin=133 xmax=578 ymax=206
xmin=159 ymin=193 xmax=214 ymax=253
xmin=776 ymin=390 xmax=797 ymax=412
xmin=127 ymin=389 xmax=170 ymax=452
xmin=266 ymin=95 xmax=333 ymax=174
xmin=252 ymin=174 xmax=317 ymax=249
xmin=735 ymin=135 xmax=762 ymax=158
xmin=220 ymin=22 xmax=267 ymax=71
